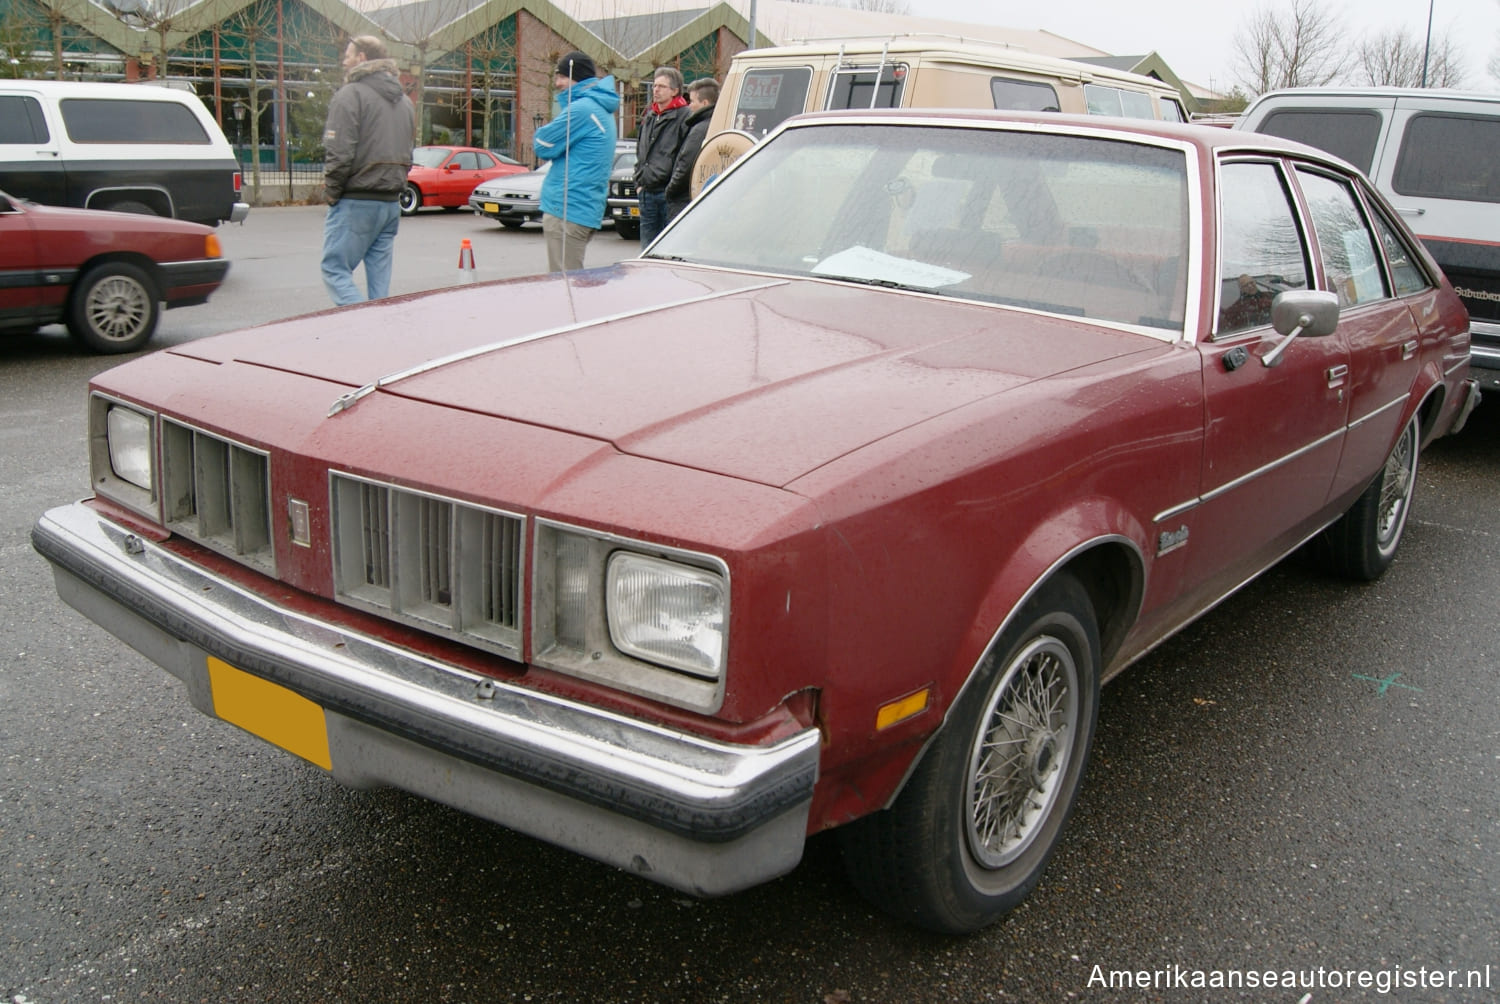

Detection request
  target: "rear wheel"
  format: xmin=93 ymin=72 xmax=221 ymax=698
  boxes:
xmin=839 ymin=574 xmax=1100 ymax=933
xmin=103 ymin=199 xmax=159 ymax=217
xmin=1314 ymin=417 xmax=1419 ymax=581
xmin=66 ymin=262 xmax=159 ymax=354
xmin=398 ymin=183 xmax=422 ymax=216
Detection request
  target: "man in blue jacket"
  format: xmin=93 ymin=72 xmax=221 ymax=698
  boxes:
xmin=534 ymin=52 xmax=619 ymax=272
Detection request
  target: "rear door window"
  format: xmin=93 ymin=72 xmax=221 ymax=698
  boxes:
xmin=61 ymin=98 xmax=210 ymax=144
xmin=1256 ymin=109 xmax=1383 ymax=174
xmin=990 ymin=78 xmax=1060 ymax=112
xmin=731 ymin=67 xmax=813 ymax=138
xmin=1297 ymin=168 xmax=1390 ymax=307
xmin=0 ymin=95 xmax=49 ymax=144
xmin=1392 ymin=112 xmax=1500 ymax=203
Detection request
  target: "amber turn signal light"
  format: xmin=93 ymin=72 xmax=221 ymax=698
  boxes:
xmin=876 ymin=687 xmax=930 ymax=730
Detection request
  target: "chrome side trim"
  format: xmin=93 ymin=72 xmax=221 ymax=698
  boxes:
xmin=1200 ymin=427 xmax=1344 ymax=503
xmin=1154 ymin=497 xmax=1200 ymax=523
xmin=31 ymin=502 xmax=819 ymax=855
xmin=327 ymin=279 xmax=789 ymax=416
xmin=1346 ymin=393 xmax=1407 ymax=432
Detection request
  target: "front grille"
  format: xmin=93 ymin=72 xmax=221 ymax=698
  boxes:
xmin=612 ymin=179 xmax=637 ymax=198
xmin=161 ymin=419 xmax=274 ymax=573
xmin=330 ymin=473 xmax=524 ymax=658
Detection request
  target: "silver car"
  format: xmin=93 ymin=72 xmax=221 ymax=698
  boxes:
xmin=469 ymin=144 xmax=635 ymax=230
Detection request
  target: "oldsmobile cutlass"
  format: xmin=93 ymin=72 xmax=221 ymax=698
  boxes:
xmin=32 ymin=110 xmax=1480 ymax=933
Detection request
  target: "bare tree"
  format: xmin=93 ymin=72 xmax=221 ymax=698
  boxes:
xmin=1233 ymin=0 xmax=1352 ymax=94
xmin=0 ymin=5 xmax=52 ymax=77
xmin=1357 ymin=26 xmax=1464 ymax=87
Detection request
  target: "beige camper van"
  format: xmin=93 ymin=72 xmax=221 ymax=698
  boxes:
xmin=686 ymin=36 xmax=1189 ymax=195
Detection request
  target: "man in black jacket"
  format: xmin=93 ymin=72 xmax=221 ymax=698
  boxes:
xmin=664 ymin=78 xmax=719 ymax=222
xmin=633 ymin=66 xmax=690 ymax=245
xmin=320 ymin=35 xmax=416 ymax=305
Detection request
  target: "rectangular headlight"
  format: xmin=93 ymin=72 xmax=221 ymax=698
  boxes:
xmin=607 ymin=552 xmax=727 ymax=679
xmin=106 ymin=405 xmax=154 ymax=491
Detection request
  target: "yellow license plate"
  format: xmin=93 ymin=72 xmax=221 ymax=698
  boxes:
xmin=482 ymin=202 xmax=499 ymax=213
xmin=208 ymin=657 xmax=331 ymax=770
xmin=629 ymin=206 xmax=640 ymax=217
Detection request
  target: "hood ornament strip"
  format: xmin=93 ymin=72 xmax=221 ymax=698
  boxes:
xmin=327 ymin=278 xmax=787 ymax=417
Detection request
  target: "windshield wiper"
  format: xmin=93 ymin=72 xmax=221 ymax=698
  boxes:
xmin=821 ymin=273 xmax=943 ymax=295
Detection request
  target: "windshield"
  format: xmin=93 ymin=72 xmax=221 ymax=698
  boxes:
xmin=411 ymin=147 xmax=452 ymax=168
xmin=651 ymin=123 xmax=1191 ymax=331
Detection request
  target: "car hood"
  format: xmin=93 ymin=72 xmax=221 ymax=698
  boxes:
xmin=170 ymin=262 xmax=1158 ymax=487
xmin=14 ymin=196 xmax=212 ymax=235
xmin=474 ymin=170 xmax=545 ymax=195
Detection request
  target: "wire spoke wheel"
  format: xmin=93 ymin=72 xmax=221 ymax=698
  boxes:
xmin=966 ymin=636 xmax=1079 ymax=869
xmin=1375 ymin=423 xmax=1416 ymax=551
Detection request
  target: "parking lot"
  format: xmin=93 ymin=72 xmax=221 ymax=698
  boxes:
xmin=2 ymin=206 xmax=1497 ymax=1003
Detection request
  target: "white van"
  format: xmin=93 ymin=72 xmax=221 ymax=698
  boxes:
xmin=0 ymin=80 xmax=249 ymax=226
xmin=670 ymin=35 xmax=1190 ymax=204
xmin=1236 ymin=88 xmax=1500 ymax=390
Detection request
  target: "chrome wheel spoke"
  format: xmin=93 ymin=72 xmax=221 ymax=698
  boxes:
xmin=966 ymin=637 xmax=1079 ymax=869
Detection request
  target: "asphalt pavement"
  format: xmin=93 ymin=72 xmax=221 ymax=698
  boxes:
xmin=2 ymin=208 xmax=1496 ymax=1003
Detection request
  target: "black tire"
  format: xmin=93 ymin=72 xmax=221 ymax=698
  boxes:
xmin=1314 ymin=417 xmax=1419 ymax=581
xmin=66 ymin=262 xmax=159 ymax=354
xmin=398 ymin=183 xmax=422 ymax=216
xmin=498 ymin=219 xmax=524 ymax=231
xmin=104 ymin=200 xmax=160 ymax=217
xmin=616 ymin=220 xmax=639 ymax=240
xmin=839 ymin=574 xmax=1101 ymax=934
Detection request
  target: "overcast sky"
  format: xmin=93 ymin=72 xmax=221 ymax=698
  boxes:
xmin=905 ymin=0 xmax=1500 ymax=92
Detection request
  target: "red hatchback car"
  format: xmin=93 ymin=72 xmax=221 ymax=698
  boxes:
xmin=0 ymin=188 xmax=228 ymax=353
xmin=33 ymin=110 xmax=1480 ymax=933
xmin=400 ymin=145 xmax=526 ymax=216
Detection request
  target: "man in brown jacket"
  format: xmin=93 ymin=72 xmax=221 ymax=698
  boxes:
xmin=320 ymin=35 xmax=415 ymax=305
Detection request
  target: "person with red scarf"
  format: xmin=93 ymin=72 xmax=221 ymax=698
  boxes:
xmin=633 ymin=66 xmax=690 ymax=245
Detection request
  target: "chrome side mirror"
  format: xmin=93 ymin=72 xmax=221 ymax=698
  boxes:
xmin=1263 ymin=290 xmax=1340 ymax=367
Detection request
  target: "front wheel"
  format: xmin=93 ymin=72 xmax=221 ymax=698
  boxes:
xmin=839 ymin=574 xmax=1101 ymax=934
xmin=66 ymin=262 xmax=159 ymax=354
xmin=1314 ymin=417 xmax=1419 ymax=581
xmin=398 ymin=183 xmax=422 ymax=216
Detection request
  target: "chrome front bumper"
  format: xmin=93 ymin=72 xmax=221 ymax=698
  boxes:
xmin=32 ymin=502 xmax=820 ymax=896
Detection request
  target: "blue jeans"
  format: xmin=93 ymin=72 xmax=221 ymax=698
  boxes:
xmin=637 ymin=188 xmax=670 ymax=246
xmin=321 ymin=198 xmax=400 ymax=305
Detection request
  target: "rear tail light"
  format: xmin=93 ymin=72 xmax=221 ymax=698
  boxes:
xmin=232 ymin=171 xmax=242 ymax=194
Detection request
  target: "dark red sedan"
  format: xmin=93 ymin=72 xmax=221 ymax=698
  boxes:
xmin=32 ymin=110 xmax=1480 ymax=933
xmin=400 ymin=145 xmax=526 ymax=216
xmin=0 ymin=189 xmax=228 ymax=353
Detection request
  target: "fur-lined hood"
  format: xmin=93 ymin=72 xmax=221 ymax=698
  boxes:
xmin=347 ymin=57 xmax=403 ymax=100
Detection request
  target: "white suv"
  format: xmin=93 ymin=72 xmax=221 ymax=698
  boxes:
xmin=1237 ymin=88 xmax=1500 ymax=390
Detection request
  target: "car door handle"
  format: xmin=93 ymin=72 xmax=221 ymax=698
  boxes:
xmin=1401 ymin=339 xmax=1419 ymax=360
xmin=1327 ymin=364 xmax=1349 ymax=388
xmin=1397 ymin=206 xmax=1426 ymax=217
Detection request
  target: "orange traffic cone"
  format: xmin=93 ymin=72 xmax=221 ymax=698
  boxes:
xmin=458 ymin=238 xmax=476 ymax=282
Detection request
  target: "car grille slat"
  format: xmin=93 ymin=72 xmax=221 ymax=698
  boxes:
xmin=161 ymin=419 xmax=274 ymax=573
xmin=361 ymin=482 xmax=390 ymax=589
xmin=332 ymin=473 xmax=523 ymax=658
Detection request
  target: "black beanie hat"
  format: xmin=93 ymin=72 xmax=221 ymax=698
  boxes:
xmin=556 ymin=51 xmax=596 ymax=83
